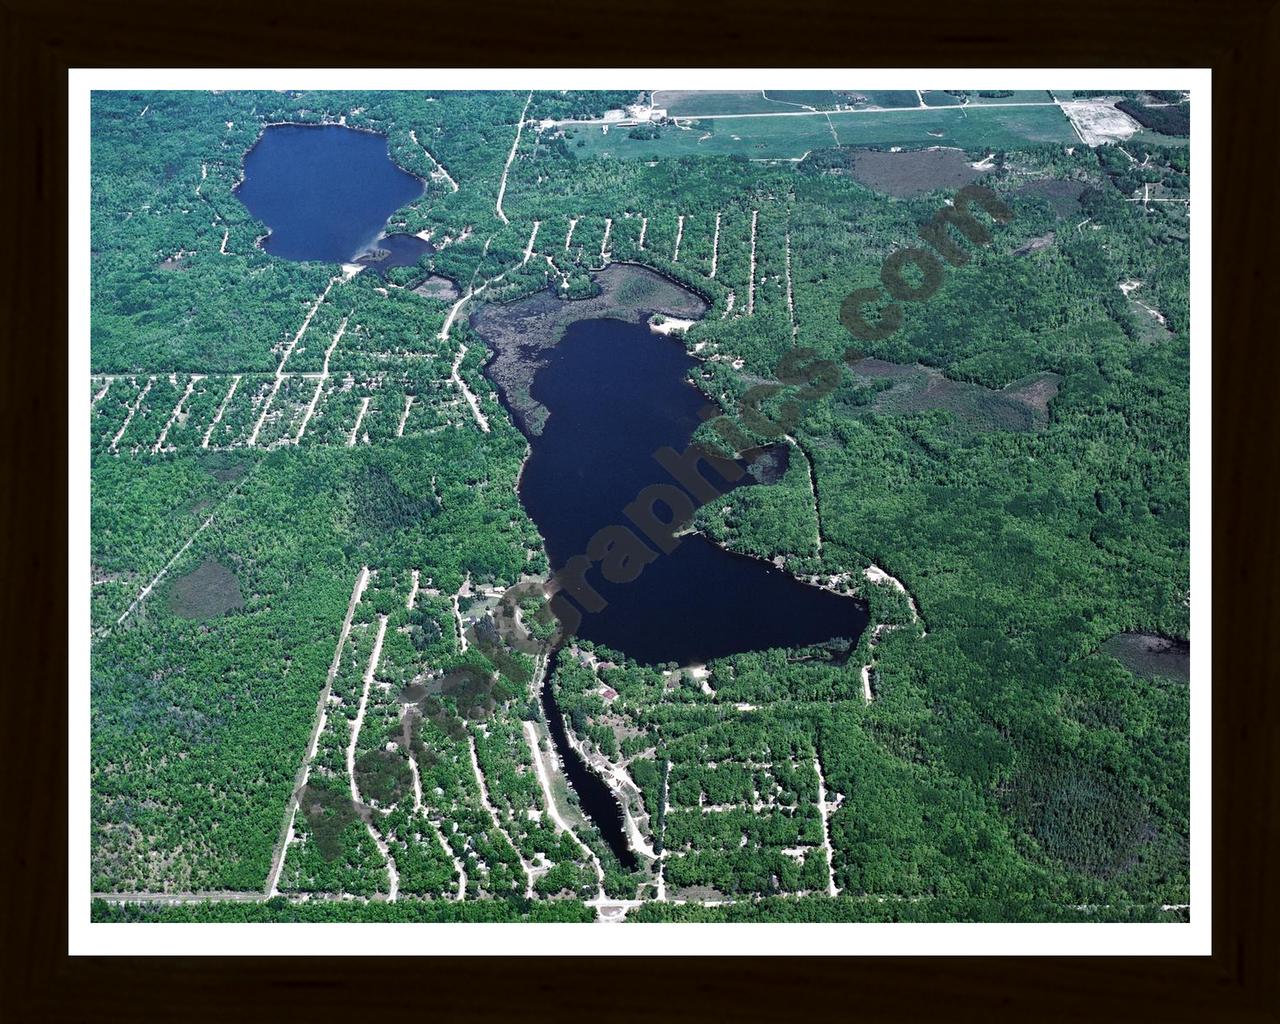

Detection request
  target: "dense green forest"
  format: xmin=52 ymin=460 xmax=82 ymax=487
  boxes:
xmin=89 ymin=88 xmax=1191 ymax=921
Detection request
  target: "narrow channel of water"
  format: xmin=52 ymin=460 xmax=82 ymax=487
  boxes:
xmin=538 ymin=649 xmax=638 ymax=870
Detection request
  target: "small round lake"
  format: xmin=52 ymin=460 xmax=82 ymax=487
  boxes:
xmin=235 ymin=123 xmax=431 ymax=266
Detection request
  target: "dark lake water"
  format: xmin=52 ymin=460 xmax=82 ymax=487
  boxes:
xmin=513 ymin=316 xmax=869 ymax=667
xmin=236 ymin=124 xmax=430 ymax=267
xmin=498 ymin=314 xmax=867 ymax=869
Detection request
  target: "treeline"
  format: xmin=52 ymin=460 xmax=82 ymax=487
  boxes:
xmin=1117 ymin=99 xmax=1191 ymax=137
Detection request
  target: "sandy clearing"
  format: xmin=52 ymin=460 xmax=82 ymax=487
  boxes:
xmin=709 ymin=212 xmax=721 ymax=277
xmin=495 ymin=92 xmax=532 ymax=225
xmin=346 ymin=396 xmax=371 ymax=447
xmin=396 ymin=394 xmax=414 ymax=438
xmin=219 ymin=229 xmax=230 ymax=255
xmin=564 ymin=216 xmax=578 ymax=251
xmin=265 ymin=565 xmax=371 ymax=896
xmin=91 ymin=377 xmax=112 ymax=407
xmin=110 ymin=376 xmax=153 ymax=454
xmin=1059 ymin=99 xmax=1142 ymax=147
xmin=672 ymin=214 xmax=685 ymax=262
xmin=561 ymin=100 xmax=1059 ymax=127
xmin=201 ymin=375 xmax=240 ymax=449
xmin=649 ymin=316 xmax=696 ymax=336
xmin=813 ymin=756 xmax=841 ymax=897
xmin=746 ymin=209 xmax=759 ymax=315
xmin=152 ymin=375 xmax=202 ymax=453
xmin=451 ymin=579 xmax=469 ymax=652
xmin=600 ymin=217 xmax=613 ymax=262
xmin=406 ymin=569 xmax=420 ymax=610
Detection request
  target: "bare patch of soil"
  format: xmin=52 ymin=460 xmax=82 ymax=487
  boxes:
xmin=166 ymin=557 xmax=244 ymax=619
xmin=413 ymin=274 xmax=461 ymax=301
xmin=850 ymin=148 xmax=982 ymax=198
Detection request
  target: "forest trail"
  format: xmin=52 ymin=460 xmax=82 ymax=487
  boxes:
xmin=784 ymin=227 xmax=797 ymax=341
xmin=467 ymin=734 xmax=538 ymax=897
xmin=112 ymin=467 xmax=255 ymax=630
xmin=91 ymin=377 xmax=112 ymax=407
xmin=346 ymin=396 xmax=371 ymax=447
xmin=522 ymin=720 xmax=606 ymax=899
xmin=600 ymin=217 xmax=612 ymax=262
xmin=521 ymin=220 xmax=540 ymax=265
xmin=784 ymin=435 xmax=821 ymax=556
xmin=564 ymin=216 xmax=578 ymax=251
xmin=655 ymin=765 xmax=670 ymax=901
xmin=265 ymin=565 xmax=370 ymax=896
xmin=865 ymin=564 xmax=923 ymax=629
xmin=813 ymin=755 xmax=841 ymax=897
xmin=495 ymin=92 xmax=532 ymax=225
xmin=348 ymin=614 xmax=398 ymax=901
xmin=110 ymin=376 xmax=153 ymax=453
xmin=637 ymin=216 xmax=647 ymax=250
xmin=201 ymin=375 xmax=240 ymax=448
xmin=152 ymin=375 xmax=202 ymax=453
xmin=408 ymin=129 xmax=459 ymax=192
xmin=294 ymin=316 xmax=346 ymax=444
xmin=396 ymin=394 xmax=414 ymax=438
xmin=672 ymin=214 xmax=684 ymax=262
xmin=251 ymin=275 xmax=340 ymax=446
xmin=449 ymin=344 xmax=490 ymax=432
xmin=710 ymin=212 xmax=721 ymax=278
xmin=746 ymin=209 xmax=759 ymax=315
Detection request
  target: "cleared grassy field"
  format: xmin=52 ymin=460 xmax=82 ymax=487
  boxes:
xmin=566 ymin=116 xmax=835 ymax=160
xmin=920 ymin=90 xmax=963 ymax=107
xmin=652 ymin=90 xmax=816 ymax=116
xmin=568 ymin=102 xmax=1076 ymax=161
xmin=763 ymin=90 xmax=842 ymax=109
xmin=857 ymin=90 xmax=920 ymax=109
xmin=830 ymin=105 xmax=1076 ymax=149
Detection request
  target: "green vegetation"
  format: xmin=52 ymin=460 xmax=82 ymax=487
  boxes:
xmin=89 ymin=88 xmax=1191 ymax=922
xmin=1117 ymin=99 xmax=1191 ymax=137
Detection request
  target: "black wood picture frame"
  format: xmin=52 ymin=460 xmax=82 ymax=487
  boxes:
xmin=3 ymin=1 xmax=1275 ymax=1018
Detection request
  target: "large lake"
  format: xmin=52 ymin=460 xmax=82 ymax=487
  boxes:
xmin=490 ymin=312 xmax=868 ymax=869
xmin=235 ymin=121 xmax=866 ymax=872
xmin=512 ymin=316 xmax=868 ymax=666
xmin=235 ymin=123 xmax=432 ymax=268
